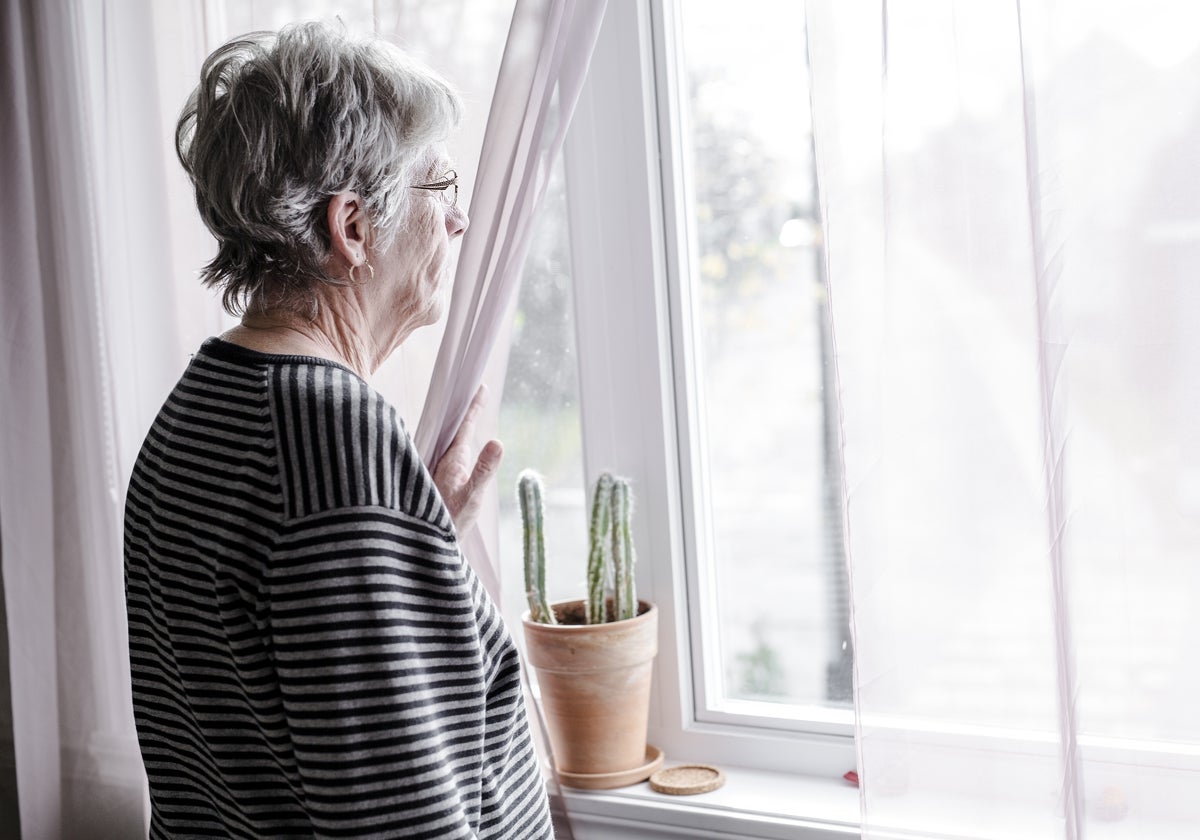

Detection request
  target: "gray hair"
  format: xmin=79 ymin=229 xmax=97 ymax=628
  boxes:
xmin=176 ymin=21 xmax=462 ymax=316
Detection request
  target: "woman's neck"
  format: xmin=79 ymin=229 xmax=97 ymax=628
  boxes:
xmin=221 ymin=301 xmax=380 ymax=378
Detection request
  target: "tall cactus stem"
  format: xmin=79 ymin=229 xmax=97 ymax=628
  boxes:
xmin=612 ymin=477 xmax=637 ymax=621
xmin=586 ymin=472 xmax=615 ymax=624
xmin=519 ymin=471 xmax=555 ymax=624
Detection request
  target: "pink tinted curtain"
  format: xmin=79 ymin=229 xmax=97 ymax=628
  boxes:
xmin=413 ymin=5 xmax=607 ymax=835
xmin=809 ymin=2 xmax=1200 ymax=838
xmin=1 ymin=1 xmax=202 ymax=837
xmin=414 ymin=0 xmax=608 ymax=601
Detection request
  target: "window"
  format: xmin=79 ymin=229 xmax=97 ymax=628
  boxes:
xmin=670 ymin=0 xmax=852 ymax=725
xmin=498 ymin=0 xmax=854 ymax=775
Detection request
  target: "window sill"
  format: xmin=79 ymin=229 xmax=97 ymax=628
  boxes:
xmin=561 ymin=765 xmax=861 ymax=840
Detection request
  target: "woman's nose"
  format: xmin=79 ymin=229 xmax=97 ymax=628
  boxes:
xmin=446 ymin=204 xmax=468 ymax=238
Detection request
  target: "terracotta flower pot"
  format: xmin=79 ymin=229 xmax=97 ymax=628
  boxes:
xmin=523 ymin=599 xmax=658 ymax=786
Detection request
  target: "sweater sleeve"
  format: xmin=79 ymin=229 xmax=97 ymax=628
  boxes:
xmin=266 ymin=505 xmax=490 ymax=839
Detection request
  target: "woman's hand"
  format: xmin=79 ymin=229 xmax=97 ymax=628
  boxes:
xmin=432 ymin=384 xmax=504 ymax=535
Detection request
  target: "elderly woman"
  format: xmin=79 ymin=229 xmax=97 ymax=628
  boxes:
xmin=123 ymin=22 xmax=553 ymax=839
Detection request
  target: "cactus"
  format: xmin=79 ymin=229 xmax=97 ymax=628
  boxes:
xmin=611 ymin=477 xmax=637 ymax=621
xmin=585 ymin=473 xmax=615 ymax=624
xmin=517 ymin=469 xmax=640 ymax=625
xmin=519 ymin=470 xmax=555 ymax=624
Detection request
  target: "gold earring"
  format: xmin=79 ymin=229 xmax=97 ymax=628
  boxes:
xmin=347 ymin=262 xmax=374 ymax=285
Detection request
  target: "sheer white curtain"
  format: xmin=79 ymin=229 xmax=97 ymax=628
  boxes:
xmin=415 ymin=0 xmax=607 ymax=609
xmin=0 ymin=1 xmax=211 ymax=837
xmin=413 ymin=5 xmax=607 ymax=836
xmin=809 ymin=2 xmax=1200 ymax=837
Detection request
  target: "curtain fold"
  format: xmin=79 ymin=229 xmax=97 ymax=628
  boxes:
xmin=414 ymin=0 xmax=607 ymax=601
xmin=1 ymin=3 xmax=66 ymax=834
xmin=810 ymin=2 xmax=1200 ymax=837
xmin=1 ymin=1 xmax=212 ymax=836
xmin=0 ymin=0 xmax=178 ymax=837
xmin=1013 ymin=4 xmax=1084 ymax=834
xmin=412 ymin=4 xmax=607 ymax=836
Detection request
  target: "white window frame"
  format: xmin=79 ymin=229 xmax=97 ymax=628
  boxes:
xmin=561 ymin=0 xmax=854 ymax=778
xmin=647 ymin=0 xmax=854 ymax=742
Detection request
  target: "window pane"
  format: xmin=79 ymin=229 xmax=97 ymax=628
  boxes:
xmin=678 ymin=1 xmax=852 ymax=713
xmin=497 ymin=161 xmax=587 ymax=628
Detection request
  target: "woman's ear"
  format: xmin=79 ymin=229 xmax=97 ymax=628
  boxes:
xmin=326 ymin=191 xmax=370 ymax=266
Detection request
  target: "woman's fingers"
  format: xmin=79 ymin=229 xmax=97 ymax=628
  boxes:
xmin=435 ymin=385 xmax=488 ymax=487
xmin=432 ymin=385 xmax=503 ymax=535
xmin=469 ymin=439 xmax=504 ymax=492
xmin=451 ymin=439 xmax=504 ymax=534
xmin=449 ymin=384 xmax=487 ymax=451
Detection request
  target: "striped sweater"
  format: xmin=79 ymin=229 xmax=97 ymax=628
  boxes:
xmin=123 ymin=337 xmax=553 ymax=839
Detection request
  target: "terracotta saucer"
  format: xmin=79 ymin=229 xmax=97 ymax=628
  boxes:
xmin=557 ymin=745 xmax=664 ymax=790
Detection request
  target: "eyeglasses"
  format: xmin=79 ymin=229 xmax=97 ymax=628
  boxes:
xmin=411 ymin=170 xmax=459 ymax=208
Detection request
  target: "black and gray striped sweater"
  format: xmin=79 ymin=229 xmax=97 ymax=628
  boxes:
xmin=123 ymin=337 xmax=553 ymax=839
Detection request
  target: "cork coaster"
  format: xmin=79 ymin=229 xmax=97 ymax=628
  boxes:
xmin=649 ymin=764 xmax=725 ymax=796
